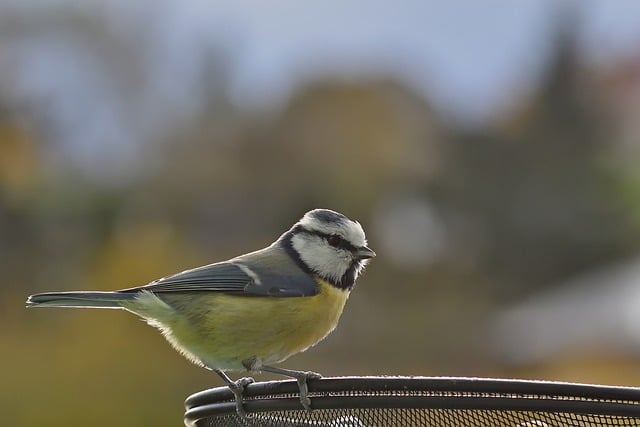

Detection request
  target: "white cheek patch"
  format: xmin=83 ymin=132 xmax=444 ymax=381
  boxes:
xmin=291 ymin=234 xmax=351 ymax=283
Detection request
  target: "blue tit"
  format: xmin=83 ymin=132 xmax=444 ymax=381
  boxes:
xmin=26 ymin=208 xmax=375 ymax=416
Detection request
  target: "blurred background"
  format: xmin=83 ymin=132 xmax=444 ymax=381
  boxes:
xmin=3 ymin=0 xmax=640 ymax=425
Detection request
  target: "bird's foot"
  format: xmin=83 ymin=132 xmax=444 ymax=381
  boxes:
xmin=214 ymin=369 xmax=255 ymax=419
xmin=260 ymin=365 xmax=321 ymax=411
xmin=293 ymin=371 xmax=322 ymax=410
xmin=228 ymin=376 xmax=255 ymax=418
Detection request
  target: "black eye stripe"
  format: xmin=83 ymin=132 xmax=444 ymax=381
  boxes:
xmin=326 ymin=235 xmax=343 ymax=248
xmin=317 ymin=232 xmax=356 ymax=251
xmin=294 ymin=225 xmax=358 ymax=251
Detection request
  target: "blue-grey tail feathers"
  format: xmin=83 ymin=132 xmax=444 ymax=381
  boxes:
xmin=26 ymin=291 xmax=136 ymax=309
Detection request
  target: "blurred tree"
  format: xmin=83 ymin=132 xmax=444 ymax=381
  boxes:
xmin=429 ymin=29 xmax=640 ymax=298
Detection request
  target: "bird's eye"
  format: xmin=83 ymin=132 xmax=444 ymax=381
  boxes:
xmin=326 ymin=235 xmax=342 ymax=248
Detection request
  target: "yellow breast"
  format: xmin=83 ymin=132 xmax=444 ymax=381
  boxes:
xmin=133 ymin=279 xmax=351 ymax=370
xmin=253 ymin=279 xmax=350 ymax=364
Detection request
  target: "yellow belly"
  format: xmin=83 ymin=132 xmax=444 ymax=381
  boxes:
xmin=124 ymin=279 xmax=350 ymax=370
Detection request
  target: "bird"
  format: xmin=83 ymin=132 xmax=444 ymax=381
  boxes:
xmin=26 ymin=208 xmax=375 ymax=417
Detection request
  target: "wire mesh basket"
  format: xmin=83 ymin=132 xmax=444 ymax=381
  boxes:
xmin=184 ymin=376 xmax=640 ymax=426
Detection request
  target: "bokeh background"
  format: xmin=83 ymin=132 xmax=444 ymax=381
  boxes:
xmin=3 ymin=1 xmax=640 ymax=425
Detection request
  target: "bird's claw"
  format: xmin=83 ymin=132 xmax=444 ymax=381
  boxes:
xmin=255 ymin=365 xmax=323 ymax=412
xmin=295 ymin=371 xmax=321 ymax=411
xmin=227 ymin=376 xmax=255 ymax=418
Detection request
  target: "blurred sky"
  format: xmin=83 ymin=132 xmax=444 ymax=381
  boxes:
xmin=3 ymin=0 xmax=640 ymax=184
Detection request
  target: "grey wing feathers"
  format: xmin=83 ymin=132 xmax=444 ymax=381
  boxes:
xmin=120 ymin=249 xmax=319 ymax=298
xmin=132 ymin=262 xmax=251 ymax=293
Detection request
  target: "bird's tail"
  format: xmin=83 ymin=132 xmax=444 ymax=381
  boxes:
xmin=26 ymin=291 xmax=136 ymax=309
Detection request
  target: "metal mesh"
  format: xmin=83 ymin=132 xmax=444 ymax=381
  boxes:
xmin=184 ymin=376 xmax=640 ymax=427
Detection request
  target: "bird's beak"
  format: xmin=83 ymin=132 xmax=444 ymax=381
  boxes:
xmin=354 ymin=246 xmax=376 ymax=260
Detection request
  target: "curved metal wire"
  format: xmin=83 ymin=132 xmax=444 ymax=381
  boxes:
xmin=184 ymin=376 xmax=640 ymax=427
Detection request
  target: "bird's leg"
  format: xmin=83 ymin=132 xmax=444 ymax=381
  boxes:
xmin=260 ymin=365 xmax=322 ymax=411
xmin=214 ymin=369 xmax=255 ymax=418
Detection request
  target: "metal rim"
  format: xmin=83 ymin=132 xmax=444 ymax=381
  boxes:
xmin=184 ymin=376 xmax=640 ymax=425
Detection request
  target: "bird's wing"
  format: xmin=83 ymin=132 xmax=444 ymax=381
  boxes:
xmin=119 ymin=259 xmax=318 ymax=298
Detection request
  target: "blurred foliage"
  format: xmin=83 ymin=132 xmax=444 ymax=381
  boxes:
xmin=2 ymin=18 xmax=640 ymax=427
xmin=429 ymin=35 xmax=640 ymax=299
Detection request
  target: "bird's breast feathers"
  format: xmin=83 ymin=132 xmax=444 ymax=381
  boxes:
xmin=128 ymin=279 xmax=350 ymax=370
